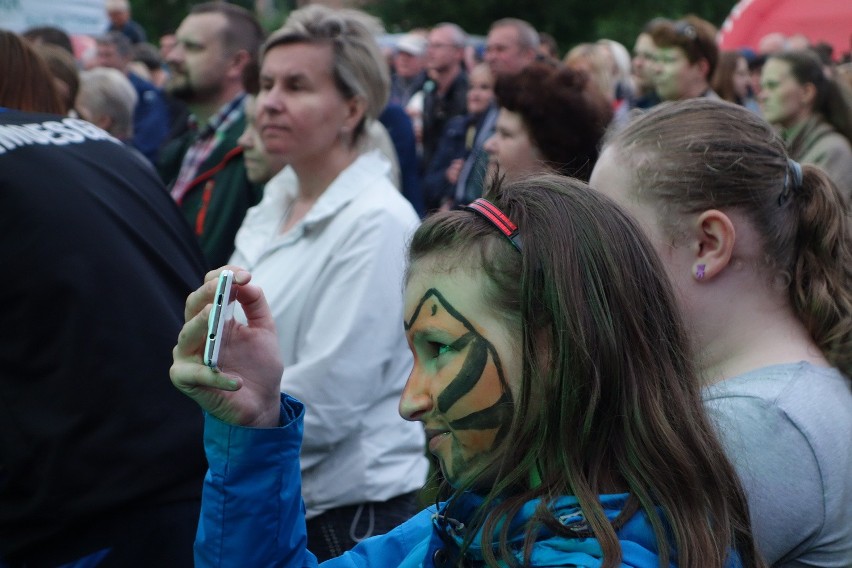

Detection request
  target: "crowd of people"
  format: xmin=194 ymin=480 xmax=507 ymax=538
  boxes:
xmin=1 ymin=2 xmax=850 ymax=567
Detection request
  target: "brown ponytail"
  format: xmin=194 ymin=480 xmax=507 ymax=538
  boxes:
xmin=790 ymin=165 xmax=852 ymax=375
xmin=605 ymin=98 xmax=852 ymax=377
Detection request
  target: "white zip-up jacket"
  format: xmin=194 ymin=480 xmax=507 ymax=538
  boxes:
xmin=230 ymin=150 xmax=428 ymax=518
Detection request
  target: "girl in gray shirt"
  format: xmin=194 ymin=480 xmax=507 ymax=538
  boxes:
xmin=590 ymin=98 xmax=852 ymax=567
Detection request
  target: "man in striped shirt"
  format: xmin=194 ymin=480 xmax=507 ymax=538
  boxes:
xmin=159 ymin=2 xmax=265 ymax=269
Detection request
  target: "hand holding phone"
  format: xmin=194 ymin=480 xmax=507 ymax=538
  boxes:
xmin=172 ymin=268 xmax=285 ymax=427
xmin=204 ymin=269 xmax=236 ymax=372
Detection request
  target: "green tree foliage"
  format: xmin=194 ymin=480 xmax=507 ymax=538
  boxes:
xmin=130 ymin=0 xmax=286 ymax=37
xmin=131 ymin=0 xmax=192 ymax=36
xmin=367 ymin=0 xmax=734 ymax=56
xmin=129 ymin=0 xmax=734 ymax=56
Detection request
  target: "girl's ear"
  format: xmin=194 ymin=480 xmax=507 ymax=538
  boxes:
xmin=689 ymin=209 xmax=735 ymax=282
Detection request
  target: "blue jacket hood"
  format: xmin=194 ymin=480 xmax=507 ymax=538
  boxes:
xmin=428 ymin=492 xmax=672 ymax=567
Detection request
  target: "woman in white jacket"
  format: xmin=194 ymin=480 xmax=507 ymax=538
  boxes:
xmin=227 ymin=5 xmax=428 ymax=560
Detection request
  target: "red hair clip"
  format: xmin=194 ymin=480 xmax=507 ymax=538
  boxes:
xmin=463 ymin=198 xmax=522 ymax=252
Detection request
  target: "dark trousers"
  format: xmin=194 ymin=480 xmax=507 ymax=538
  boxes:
xmin=306 ymin=491 xmax=419 ymax=562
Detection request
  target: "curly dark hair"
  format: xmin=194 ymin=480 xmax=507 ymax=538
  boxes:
xmin=493 ymin=62 xmax=612 ymax=181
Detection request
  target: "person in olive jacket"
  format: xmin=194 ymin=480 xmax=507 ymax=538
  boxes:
xmin=159 ymin=2 xmax=265 ymax=269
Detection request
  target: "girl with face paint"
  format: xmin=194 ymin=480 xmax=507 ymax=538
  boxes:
xmin=172 ymin=170 xmax=764 ymax=567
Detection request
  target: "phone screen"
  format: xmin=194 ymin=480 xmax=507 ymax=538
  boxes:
xmin=204 ymin=270 xmax=236 ymax=371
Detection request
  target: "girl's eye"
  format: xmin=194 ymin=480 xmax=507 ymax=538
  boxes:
xmin=428 ymin=342 xmax=453 ymax=357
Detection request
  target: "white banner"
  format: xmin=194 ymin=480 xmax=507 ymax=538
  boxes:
xmin=0 ymin=0 xmax=108 ymax=36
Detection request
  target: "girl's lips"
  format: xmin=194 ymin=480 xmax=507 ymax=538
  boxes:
xmin=425 ymin=429 xmax=450 ymax=453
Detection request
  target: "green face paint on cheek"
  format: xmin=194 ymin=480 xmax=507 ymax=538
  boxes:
xmin=405 ymin=288 xmax=514 ymax=484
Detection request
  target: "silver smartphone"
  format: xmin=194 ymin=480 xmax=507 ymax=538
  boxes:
xmin=204 ymin=269 xmax=236 ymax=372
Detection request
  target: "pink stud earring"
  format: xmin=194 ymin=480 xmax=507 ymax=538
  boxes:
xmin=695 ymin=264 xmax=706 ymax=280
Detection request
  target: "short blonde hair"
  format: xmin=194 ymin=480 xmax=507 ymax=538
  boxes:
xmin=263 ymin=5 xmax=389 ymax=143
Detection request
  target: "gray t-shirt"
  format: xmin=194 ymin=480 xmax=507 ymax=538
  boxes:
xmin=703 ymin=362 xmax=852 ymax=567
